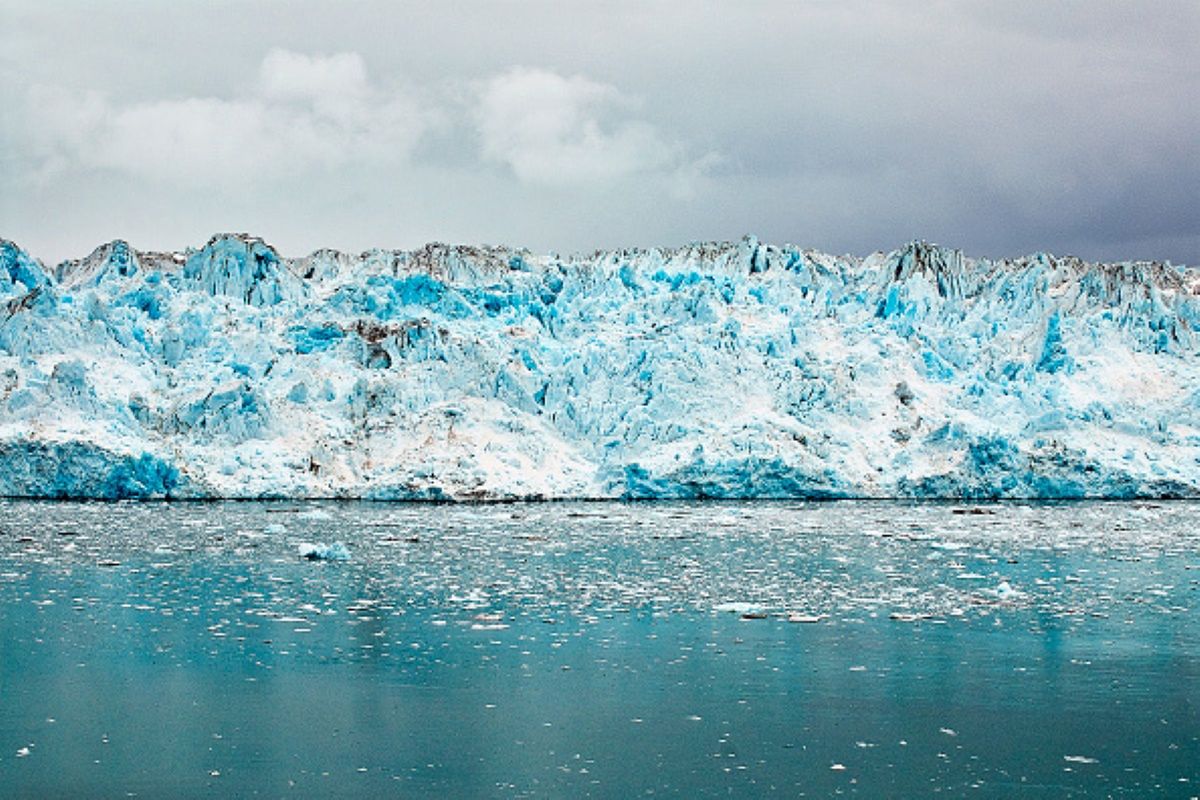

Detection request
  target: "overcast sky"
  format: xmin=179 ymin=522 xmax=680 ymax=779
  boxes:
xmin=2 ymin=1 xmax=1197 ymax=266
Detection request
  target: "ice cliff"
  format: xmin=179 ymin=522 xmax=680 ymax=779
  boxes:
xmin=1 ymin=234 xmax=1197 ymax=499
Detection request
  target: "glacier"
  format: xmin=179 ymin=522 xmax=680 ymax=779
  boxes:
xmin=0 ymin=233 xmax=1197 ymax=500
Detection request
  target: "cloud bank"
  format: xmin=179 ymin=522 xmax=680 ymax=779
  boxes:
xmin=17 ymin=50 xmax=428 ymax=186
xmin=13 ymin=52 xmax=708 ymax=195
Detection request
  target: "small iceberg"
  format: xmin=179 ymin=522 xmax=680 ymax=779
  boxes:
xmin=713 ymin=601 xmax=764 ymax=615
xmin=1064 ymin=755 xmax=1099 ymax=764
xmin=993 ymin=580 xmax=1023 ymax=600
xmin=297 ymin=541 xmax=350 ymax=561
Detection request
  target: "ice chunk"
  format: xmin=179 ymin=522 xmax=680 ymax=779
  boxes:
xmin=713 ymin=601 xmax=764 ymax=615
xmin=993 ymin=581 xmax=1022 ymax=600
xmin=297 ymin=541 xmax=350 ymax=561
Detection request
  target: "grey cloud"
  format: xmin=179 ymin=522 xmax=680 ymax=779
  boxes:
xmin=1 ymin=0 xmax=1196 ymax=266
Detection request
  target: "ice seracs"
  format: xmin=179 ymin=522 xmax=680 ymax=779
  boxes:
xmin=0 ymin=233 xmax=1197 ymax=499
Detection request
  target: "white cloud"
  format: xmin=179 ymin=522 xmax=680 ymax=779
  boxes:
xmin=257 ymin=48 xmax=369 ymax=115
xmin=474 ymin=67 xmax=712 ymax=190
xmin=17 ymin=50 xmax=429 ymax=187
xmin=11 ymin=55 xmax=715 ymax=197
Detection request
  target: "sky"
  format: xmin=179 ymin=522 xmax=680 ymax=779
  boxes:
xmin=2 ymin=0 xmax=1198 ymax=266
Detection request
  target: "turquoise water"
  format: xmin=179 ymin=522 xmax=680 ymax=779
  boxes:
xmin=1 ymin=500 xmax=1197 ymax=797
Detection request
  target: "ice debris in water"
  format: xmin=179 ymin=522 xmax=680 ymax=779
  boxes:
xmin=1 ymin=500 xmax=1198 ymax=637
xmin=0 ymin=234 xmax=1198 ymax=500
xmin=297 ymin=541 xmax=349 ymax=561
xmin=993 ymin=581 xmax=1022 ymax=600
xmin=713 ymin=601 xmax=766 ymax=615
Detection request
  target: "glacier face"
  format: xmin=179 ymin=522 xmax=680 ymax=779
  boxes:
xmin=0 ymin=234 xmax=1197 ymax=500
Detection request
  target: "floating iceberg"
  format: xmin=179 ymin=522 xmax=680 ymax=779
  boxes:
xmin=297 ymin=541 xmax=350 ymax=561
xmin=1 ymin=234 xmax=1197 ymax=499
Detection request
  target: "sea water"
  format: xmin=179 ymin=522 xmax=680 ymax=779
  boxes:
xmin=1 ymin=500 xmax=1197 ymax=797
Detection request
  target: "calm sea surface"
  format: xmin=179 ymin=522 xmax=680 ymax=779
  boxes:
xmin=1 ymin=500 xmax=1197 ymax=797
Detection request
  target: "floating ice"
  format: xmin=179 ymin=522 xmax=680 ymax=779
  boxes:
xmin=713 ymin=602 xmax=765 ymax=615
xmin=993 ymin=581 xmax=1022 ymax=601
xmin=1 ymin=234 xmax=1197 ymax=499
xmin=297 ymin=541 xmax=350 ymax=561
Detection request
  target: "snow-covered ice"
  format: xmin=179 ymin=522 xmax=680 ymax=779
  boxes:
xmin=1 ymin=234 xmax=1197 ymax=499
xmin=297 ymin=541 xmax=350 ymax=561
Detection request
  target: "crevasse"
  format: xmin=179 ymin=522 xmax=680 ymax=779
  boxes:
xmin=1 ymin=234 xmax=1197 ymax=499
